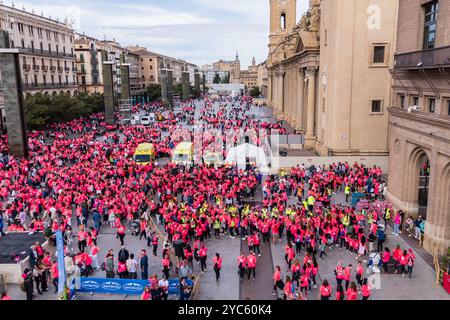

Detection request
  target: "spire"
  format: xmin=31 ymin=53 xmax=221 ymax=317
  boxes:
xmin=252 ymin=56 xmax=256 ymax=66
xmin=235 ymin=50 xmax=239 ymax=61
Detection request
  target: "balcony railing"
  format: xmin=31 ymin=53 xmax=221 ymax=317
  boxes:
xmin=78 ymin=69 xmax=87 ymax=74
xmin=64 ymin=67 xmax=70 ymax=72
xmin=42 ymin=66 xmax=49 ymax=72
xmin=50 ymin=66 xmax=56 ymax=72
xmin=22 ymin=64 xmax=31 ymax=72
xmin=394 ymin=45 xmax=450 ymax=69
xmin=19 ymin=47 xmax=75 ymax=59
xmin=33 ymin=65 xmax=40 ymax=71
xmin=23 ymin=82 xmax=78 ymax=90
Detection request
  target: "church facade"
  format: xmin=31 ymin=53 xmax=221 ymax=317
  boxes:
xmin=267 ymin=0 xmax=398 ymax=155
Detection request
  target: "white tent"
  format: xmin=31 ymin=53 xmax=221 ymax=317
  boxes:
xmin=225 ymin=143 xmax=270 ymax=173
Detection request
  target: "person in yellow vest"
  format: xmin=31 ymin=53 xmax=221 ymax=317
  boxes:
xmin=307 ymin=195 xmax=315 ymax=212
xmin=342 ymin=215 xmax=350 ymax=227
xmin=345 ymin=185 xmax=351 ymax=202
xmin=384 ymin=207 xmax=391 ymax=223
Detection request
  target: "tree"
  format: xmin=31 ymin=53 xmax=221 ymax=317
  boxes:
xmin=221 ymin=73 xmax=230 ymax=84
xmin=146 ymin=84 xmax=162 ymax=102
xmin=24 ymin=92 xmax=105 ymax=130
xmin=250 ymin=86 xmax=261 ymax=97
xmin=213 ymin=73 xmax=221 ymax=84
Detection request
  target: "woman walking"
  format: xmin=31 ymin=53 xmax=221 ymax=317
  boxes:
xmin=213 ymin=253 xmax=222 ymax=285
xmin=283 ymin=276 xmax=294 ymax=300
xmin=272 ymin=265 xmax=284 ymax=296
xmin=319 ymin=279 xmax=332 ymax=300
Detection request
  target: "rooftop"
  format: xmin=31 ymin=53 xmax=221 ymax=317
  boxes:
xmin=0 ymin=3 xmax=74 ymax=30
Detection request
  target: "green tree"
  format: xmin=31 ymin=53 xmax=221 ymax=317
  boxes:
xmin=250 ymin=86 xmax=261 ymax=97
xmin=213 ymin=73 xmax=221 ymax=84
xmin=221 ymin=73 xmax=230 ymax=84
xmin=24 ymin=92 xmax=105 ymax=130
xmin=146 ymin=84 xmax=162 ymax=102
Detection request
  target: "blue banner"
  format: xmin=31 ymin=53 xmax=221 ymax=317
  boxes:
xmin=56 ymin=231 xmax=66 ymax=296
xmin=77 ymin=277 xmax=192 ymax=296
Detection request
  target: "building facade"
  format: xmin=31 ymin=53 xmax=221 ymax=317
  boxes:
xmin=127 ymin=46 xmax=197 ymax=89
xmin=0 ymin=3 xmax=78 ymax=96
xmin=267 ymin=0 xmax=398 ymax=155
xmin=74 ymin=35 xmax=103 ymax=94
xmin=257 ymin=61 xmax=269 ymax=97
xmin=199 ymin=64 xmax=230 ymax=85
xmin=387 ymin=0 xmax=450 ymax=255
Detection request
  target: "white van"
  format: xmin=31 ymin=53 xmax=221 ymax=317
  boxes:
xmin=140 ymin=116 xmax=151 ymax=126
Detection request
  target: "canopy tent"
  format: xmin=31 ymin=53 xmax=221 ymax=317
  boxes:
xmin=224 ymin=143 xmax=270 ymax=173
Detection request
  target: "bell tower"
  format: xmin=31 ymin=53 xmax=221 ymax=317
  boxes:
xmin=269 ymin=0 xmax=297 ymax=53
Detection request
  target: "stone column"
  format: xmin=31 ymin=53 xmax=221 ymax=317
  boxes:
xmin=290 ymin=67 xmax=298 ymax=129
xmin=0 ymin=31 xmax=28 ymax=158
xmin=160 ymin=68 xmax=168 ymax=102
xmin=296 ymin=68 xmax=305 ymax=132
xmin=120 ymin=64 xmax=130 ymax=100
xmin=268 ymin=72 xmax=272 ymax=105
xmin=202 ymin=74 xmax=206 ymax=94
xmin=194 ymin=71 xmax=200 ymax=96
xmin=182 ymin=69 xmax=190 ymax=100
xmin=102 ymin=50 xmax=115 ymax=125
xmin=284 ymin=69 xmax=291 ymax=123
xmin=276 ymin=71 xmax=285 ymax=119
xmin=272 ymin=74 xmax=278 ymax=113
xmin=305 ymin=67 xmax=317 ymax=148
xmin=167 ymin=69 xmax=174 ymax=107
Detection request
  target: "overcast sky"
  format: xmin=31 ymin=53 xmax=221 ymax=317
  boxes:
xmin=10 ymin=0 xmax=309 ymax=67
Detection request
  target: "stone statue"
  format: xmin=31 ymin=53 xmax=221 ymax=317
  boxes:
xmin=299 ymin=14 xmax=308 ymax=31
xmin=310 ymin=6 xmax=321 ymax=31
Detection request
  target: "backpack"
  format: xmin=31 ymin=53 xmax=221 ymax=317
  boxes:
xmin=101 ymin=262 xmax=106 ymax=271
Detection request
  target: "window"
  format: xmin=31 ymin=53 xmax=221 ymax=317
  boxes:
xmin=371 ymin=100 xmax=383 ymax=113
xmin=400 ymin=94 xmax=405 ymax=109
xmin=423 ymin=1 xmax=438 ymax=49
xmin=428 ymin=98 xmax=435 ymax=113
xmin=412 ymin=96 xmax=419 ymax=106
xmin=281 ymin=13 xmax=286 ymax=30
xmin=373 ymin=45 xmax=386 ymax=64
xmin=21 ymin=39 xmax=25 ymax=48
xmin=446 ymin=100 xmax=450 ymax=115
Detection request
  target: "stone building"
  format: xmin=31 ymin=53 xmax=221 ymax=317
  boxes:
xmin=387 ymin=0 xmax=450 ymax=255
xmin=127 ymin=46 xmax=197 ymax=89
xmin=0 ymin=3 xmax=78 ymax=96
xmin=267 ymin=0 xmax=398 ymax=155
xmin=213 ymin=54 xmax=264 ymax=92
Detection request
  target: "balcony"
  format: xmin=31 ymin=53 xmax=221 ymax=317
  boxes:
xmin=64 ymin=67 xmax=70 ymax=72
xmin=50 ymin=66 xmax=56 ymax=72
xmin=72 ymin=67 xmax=77 ymax=72
xmin=42 ymin=66 xmax=49 ymax=72
xmin=78 ymin=69 xmax=87 ymax=75
xmin=57 ymin=67 xmax=63 ymax=72
xmin=394 ymin=45 xmax=450 ymax=69
xmin=33 ymin=65 xmax=40 ymax=72
xmin=22 ymin=64 xmax=31 ymax=72
xmin=19 ymin=47 xmax=75 ymax=59
xmin=23 ymin=82 xmax=78 ymax=90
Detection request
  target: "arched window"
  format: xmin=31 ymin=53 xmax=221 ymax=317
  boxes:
xmin=281 ymin=13 xmax=286 ymax=30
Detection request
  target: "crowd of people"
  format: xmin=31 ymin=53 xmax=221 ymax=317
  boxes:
xmin=0 ymin=95 xmax=421 ymax=301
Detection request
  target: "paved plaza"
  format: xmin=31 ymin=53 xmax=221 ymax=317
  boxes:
xmin=3 ymin=99 xmax=448 ymax=301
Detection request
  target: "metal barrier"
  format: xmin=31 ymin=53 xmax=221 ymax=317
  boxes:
xmin=0 ymin=273 xmax=7 ymax=293
xmin=189 ymin=275 xmax=201 ymax=300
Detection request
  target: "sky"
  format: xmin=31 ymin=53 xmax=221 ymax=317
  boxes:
xmin=9 ymin=0 xmax=309 ymax=67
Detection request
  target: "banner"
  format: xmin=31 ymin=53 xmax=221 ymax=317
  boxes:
xmin=77 ymin=277 xmax=193 ymax=296
xmin=56 ymin=230 xmax=66 ymax=296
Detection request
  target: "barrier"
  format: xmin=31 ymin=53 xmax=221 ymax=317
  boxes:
xmin=75 ymin=277 xmax=193 ymax=296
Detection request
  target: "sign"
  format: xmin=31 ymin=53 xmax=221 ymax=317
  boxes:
xmin=76 ymin=278 xmax=193 ymax=296
xmin=56 ymin=230 xmax=66 ymax=296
